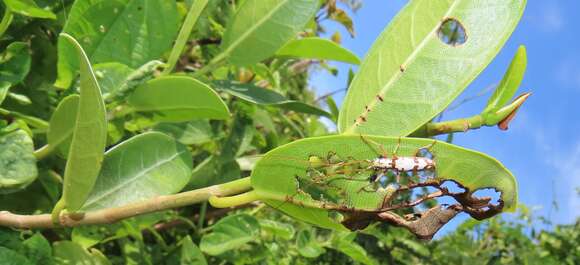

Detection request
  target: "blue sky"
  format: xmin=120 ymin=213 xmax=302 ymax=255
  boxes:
xmin=309 ymin=0 xmax=580 ymax=227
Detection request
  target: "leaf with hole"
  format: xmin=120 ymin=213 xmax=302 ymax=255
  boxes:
xmin=3 ymin=0 xmax=56 ymax=19
xmin=128 ymin=76 xmax=230 ymax=122
xmin=0 ymin=130 xmax=37 ymax=194
xmin=251 ymin=135 xmax=517 ymax=230
xmin=58 ymin=33 xmax=108 ymax=212
xmin=338 ymin=0 xmax=526 ymax=136
xmin=81 ymin=132 xmax=193 ymax=211
xmin=220 ymin=0 xmax=318 ymax=66
xmin=276 ymin=37 xmax=361 ymax=65
xmin=199 ymin=214 xmax=260 ymax=256
xmin=213 ymin=80 xmax=331 ymax=118
xmin=56 ymin=0 xmax=179 ymax=88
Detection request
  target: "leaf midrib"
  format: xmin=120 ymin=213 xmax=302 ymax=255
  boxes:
xmin=82 ymin=149 xmax=186 ymax=209
xmin=222 ymin=0 xmax=290 ymax=57
xmin=345 ymin=0 xmax=461 ymax=133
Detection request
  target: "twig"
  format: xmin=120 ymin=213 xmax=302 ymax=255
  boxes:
xmin=0 ymin=178 xmax=252 ymax=229
xmin=314 ymin=88 xmax=347 ymax=103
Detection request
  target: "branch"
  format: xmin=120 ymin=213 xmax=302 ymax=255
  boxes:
xmin=0 ymin=178 xmax=252 ymax=229
xmin=378 ymin=205 xmax=461 ymax=240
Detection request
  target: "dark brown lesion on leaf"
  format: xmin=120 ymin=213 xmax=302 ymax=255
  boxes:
xmin=340 ymin=179 xmax=505 ymax=240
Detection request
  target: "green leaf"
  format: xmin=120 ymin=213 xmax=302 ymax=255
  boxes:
xmin=296 ymin=230 xmax=325 ymax=258
xmin=0 ymin=180 xmax=55 ymax=214
xmin=71 ymin=225 xmax=105 ymax=249
xmin=0 ymin=82 xmax=9 ymax=105
xmin=128 ymin=76 xmax=230 ymax=122
xmin=0 ymin=42 xmax=31 ymax=85
xmin=0 ymin=227 xmax=22 ymax=250
xmin=259 ymin=219 xmax=295 ymax=240
xmin=93 ymin=63 xmax=134 ymax=101
xmin=163 ymin=0 xmax=209 ymax=75
xmin=58 ymin=33 xmax=108 ymax=212
xmin=200 ymin=214 xmax=260 ymax=256
xmin=483 ymin=45 xmax=527 ymax=114
xmin=220 ymin=0 xmax=319 ymax=66
xmin=213 ymin=80 xmax=331 ymax=118
xmin=153 ymin=120 xmax=213 ymax=145
xmin=47 ymin=95 xmax=79 ymax=157
xmin=276 ymin=37 xmax=360 ymax=65
xmin=56 ymin=0 xmax=179 ymax=88
xmin=21 ymin=233 xmax=53 ymax=265
xmin=3 ymin=0 xmax=56 ymax=19
xmin=176 ymin=236 xmax=207 ymax=265
xmin=338 ymin=0 xmax=526 ymax=136
xmin=53 ymin=241 xmax=110 ymax=265
xmin=331 ymin=233 xmax=377 ymax=265
xmin=251 ymin=135 xmax=517 ymax=229
xmin=0 ymin=130 xmax=37 ymax=194
xmin=188 ymin=156 xmax=240 ymax=190
xmin=81 ymin=132 xmax=193 ymax=211
xmin=0 ymin=246 xmax=33 ymax=265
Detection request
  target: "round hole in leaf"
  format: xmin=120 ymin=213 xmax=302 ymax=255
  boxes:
xmin=437 ymin=18 xmax=467 ymax=46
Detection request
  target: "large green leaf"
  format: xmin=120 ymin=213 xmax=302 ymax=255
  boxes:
xmin=47 ymin=95 xmax=79 ymax=157
xmin=56 ymin=0 xmax=179 ymax=88
xmin=220 ymin=0 xmax=318 ymax=66
xmin=58 ymin=33 xmax=108 ymax=212
xmin=276 ymin=37 xmax=361 ymax=65
xmin=128 ymin=76 xmax=230 ymax=122
xmin=251 ymin=135 xmax=517 ymax=230
xmin=338 ymin=0 xmax=526 ymax=136
xmin=200 ymin=214 xmax=260 ymax=256
xmin=81 ymin=132 xmax=193 ymax=211
xmin=3 ymin=0 xmax=56 ymax=19
xmin=213 ymin=80 xmax=331 ymax=118
xmin=0 ymin=130 xmax=37 ymax=194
